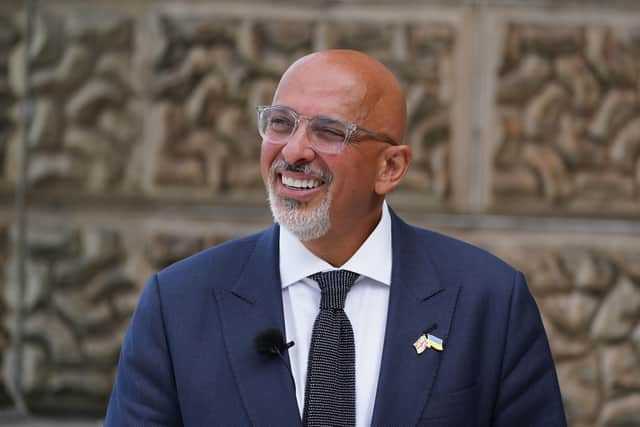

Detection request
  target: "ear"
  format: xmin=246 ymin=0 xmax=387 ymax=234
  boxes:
xmin=374 ymin=144 xmax=412 ymax=196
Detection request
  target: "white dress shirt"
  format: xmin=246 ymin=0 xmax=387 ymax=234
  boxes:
xmin=280 ymin=202 xmax=392 ymax=427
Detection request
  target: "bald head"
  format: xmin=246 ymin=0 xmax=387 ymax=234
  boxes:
xmin=273 ymin=50 xmax=407 ymax=144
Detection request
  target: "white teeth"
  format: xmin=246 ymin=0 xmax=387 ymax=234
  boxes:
xmin=282 ymin=175 xmax=321 ymax=189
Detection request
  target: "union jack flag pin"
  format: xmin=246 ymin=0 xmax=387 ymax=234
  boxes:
xmin=413 ymin=334 xmax=429 ymax=354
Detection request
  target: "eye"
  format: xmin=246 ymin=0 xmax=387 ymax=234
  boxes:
xmin=315 ymin=127 xmax=345 ymax=140
xmin=310 ymin=119 xmax=346 ymax=143
xmin=268 ymin=114 xmax=295 ymax=133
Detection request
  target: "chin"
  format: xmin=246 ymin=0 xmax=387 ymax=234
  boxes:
xmin=267 ymin=186 xmax=332 ymax=242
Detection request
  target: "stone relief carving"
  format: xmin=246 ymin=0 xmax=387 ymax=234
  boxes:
xmin=6 ymin=8 xmax=140 ymax=193
xmin=0 ymin=222 xmax=245 ymax=413
xmin=146 ymin=13 xmax=455 ymax=204
xmin=0 ymin=226 xmax=11 ymax=408
xmin=2 ymin=225 xmax=137 ymax=413
xmin=492 ymin=246 xmax=640 ymax=427
xmin=0 ymin=12 xmax=18 ymax=190
xmin=493 ymin=23 xmax=640 ymax=215
xmin=145 ymin=231 xmax=241 ymax=271
xmin=0 ymin=7 xmax=17 ymax=405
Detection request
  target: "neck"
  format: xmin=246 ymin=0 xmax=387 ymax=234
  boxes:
xmin=301 ymin=205 xmax=383 ymax=267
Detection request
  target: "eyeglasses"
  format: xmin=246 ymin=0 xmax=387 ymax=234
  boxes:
xmin=256 ymin=105 xmax=398 ymax=154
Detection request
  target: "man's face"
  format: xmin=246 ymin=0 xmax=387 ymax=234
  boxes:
xmin=260 ymin=64 xmax=384 ymax=241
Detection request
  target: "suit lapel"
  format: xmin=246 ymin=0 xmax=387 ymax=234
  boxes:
xmin=213 ymin=225 xmax=301 ymax=426
xmin=371 ymin=212 xmax=461 ymax=426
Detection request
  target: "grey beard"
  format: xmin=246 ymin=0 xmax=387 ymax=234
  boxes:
xmin=267 ymin=161 xmax=332 ymax=241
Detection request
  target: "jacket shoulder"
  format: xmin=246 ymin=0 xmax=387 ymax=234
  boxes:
xmin=417 ymin=225 xmax=514 ymax=271
xmin=397 ymin=218 xmax=519 ymax=292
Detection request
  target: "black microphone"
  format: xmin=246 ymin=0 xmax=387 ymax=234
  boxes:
xmin=254 ymin=329 xmax=296 ymax=391
xmin=254 ymin=328 xmax=295 ymax=357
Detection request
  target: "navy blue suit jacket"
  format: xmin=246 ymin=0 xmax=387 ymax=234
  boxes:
xmin=105 ymin=211 xmax=566 ymax=426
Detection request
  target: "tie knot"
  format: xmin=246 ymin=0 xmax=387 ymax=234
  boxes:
xmin=309 ymin=270 xmax=359 ymax=310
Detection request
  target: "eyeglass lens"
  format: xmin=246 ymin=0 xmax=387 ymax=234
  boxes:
xmin=259 ymin=107 xmax=348 ymax=153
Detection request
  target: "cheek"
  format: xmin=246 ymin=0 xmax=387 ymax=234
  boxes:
xmin=332 ymin=154 xmax=379 ymax=196
xmin=260 ymin=143 xmax=281 ymax=183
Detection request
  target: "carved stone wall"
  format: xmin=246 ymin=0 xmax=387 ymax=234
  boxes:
xmin=484 ymin=242 xmax=640 ymax=427
xmin=2 ymin=225 xmax=137 ymax=413
xmin=0 ymin=12 xmax=17 ymax=192
xmin=0 ymin=225 xmax=10 ymax=409
xmin=145 ymin=10 xmax=457 ymax=205
xmin=0 ymin=4 xmax=17 ymax=409
xmin=492 ymin=21 xmax=640 ymax=216
xmin=5 ymin=7 xmax=140 ymax=195
xmin=0 ymin=1 xmax=639 ymax=426
xmin=0 ymin=221 xmax=246 ymax=414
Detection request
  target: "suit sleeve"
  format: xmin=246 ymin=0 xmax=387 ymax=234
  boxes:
xmin=105 ymin=274 xmax=183 ymax=426
xmin=492 ymin=271 xmax=567 ymax=427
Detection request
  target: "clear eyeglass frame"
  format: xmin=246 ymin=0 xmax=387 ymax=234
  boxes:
xmin=256 ymin=105 xmax=398 ymax=154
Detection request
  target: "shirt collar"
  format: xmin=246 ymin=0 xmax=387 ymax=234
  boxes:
xmin=279 ymin=202 xmax=392 ymax=288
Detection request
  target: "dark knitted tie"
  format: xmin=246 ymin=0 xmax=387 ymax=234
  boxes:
xmin=303 ymin=270 xmax=359 ymax=427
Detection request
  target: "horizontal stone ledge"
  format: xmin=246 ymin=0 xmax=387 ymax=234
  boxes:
xmin=39 ymin=0 xmax=640 ymax=11
xmin=1 ymin=189 xmax=640 ymax=223
xmin=1 ymin=201 xmax=640 ymax=239
xmin=0 ymin=409 xmax=101 ymax=426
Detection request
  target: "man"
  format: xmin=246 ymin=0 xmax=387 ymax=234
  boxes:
xmin=105 ymin=50 xmax=567 ymax=426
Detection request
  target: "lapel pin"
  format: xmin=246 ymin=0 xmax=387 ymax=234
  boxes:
xmin=413 ymin=326 xmax=444 ymax=354
xmin=413 ymin=334 xmax=429 ymax=354
xmin=426 ymin=334 xmax=444 ymax=351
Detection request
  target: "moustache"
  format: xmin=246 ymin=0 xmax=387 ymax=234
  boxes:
xmin=270 ymin=160 xmax=333 ymax=184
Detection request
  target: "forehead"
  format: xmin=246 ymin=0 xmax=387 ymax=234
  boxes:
xmin=272 ymin=63 xmax=368 ymax=121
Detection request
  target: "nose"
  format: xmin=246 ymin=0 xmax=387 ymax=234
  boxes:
xmin=280 ymin=122 xmax=316 ymax=164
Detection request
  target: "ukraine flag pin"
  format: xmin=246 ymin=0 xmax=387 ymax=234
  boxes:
xmin=426 ymin=334 xmax=444 ymax=351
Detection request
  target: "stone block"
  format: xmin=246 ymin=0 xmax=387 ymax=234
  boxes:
xmin=80 ymin=319 xmax=129 ymax=363
xmin=542 ymin=292 xmax=599 ymax=335
xmin=145 ymin=7 xmax=459 ymax=207
xmin=23 ymin=312 xmax=82 ymax=365
xmin=65 ymin=80 xmax=125 ymax=124
xmin=30 ymin=45 xmax=93 ymax=93
xmin=564 ymin=250 xmax=615 ymax=293
xmin=54 ymin=293 xmax=113 ymax=334
xmin=597 ymin=394 xmax=640 ymax=427
xmin=48 ymin=369 xmax=112 ymax=396
xmin=28 ymin=99 xmax=62 ymax=149
xmin=326 ymin=22 xmax=396 ymax=61
xmin=556 ymin=354 xmax=600 ymax=424
xmin=2 ymin=222 xmax=137 ymax=414
xmin=554 ymin=55 xmax=601 ymax=112
xmin=0 ymin=224 xmax=10 ymax=409
xmin=3 ymin=344 xmax=47 ymax=394
xmin=0 ymin=11 xmax=16 ymax=188
xmin=592 ymin=276 xmax=640 ymax=341
xmin=145 ymin=233 xmax=205 ymax=270
xmin=498 ymin=54 xmax=551 ymax=104
xmin=6 ymin=6 xmax=139 ymax=194
xmin=525 ymin=252 xmax=572 ymax=295
xmin=492 ymin=21 xmax=640 ymax=216
xmin=4 ymin=259 xmax=48 ymax=312
xmin=611 ymin=118 xmax=640 ymax=172
xmin=253 ymin=21 xmax=313 ymax=73
xmin=600 ymin=344 xmax=640 ymax=399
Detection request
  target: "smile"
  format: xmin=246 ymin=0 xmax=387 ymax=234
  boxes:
xmin=281 ymin=175 xmax=322 ymax=190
